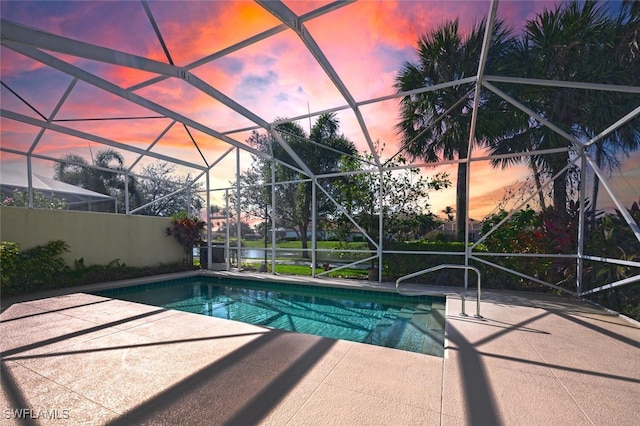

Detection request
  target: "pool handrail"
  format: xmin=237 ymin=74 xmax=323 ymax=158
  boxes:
xmin=395 ymin=264 xmax=482 ymax=318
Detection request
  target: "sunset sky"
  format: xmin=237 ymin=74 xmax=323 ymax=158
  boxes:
xmin=1 ymin=0 xmax=637 ymax=219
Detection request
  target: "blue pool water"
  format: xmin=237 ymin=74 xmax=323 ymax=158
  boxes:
xmin=94 ymin=277 xmax=445 ymax=357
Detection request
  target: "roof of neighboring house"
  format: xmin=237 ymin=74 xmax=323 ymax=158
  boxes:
xmin=437 ymin=220 xmax=483 ymax=233
xmin=1 ymin=166 xmax=114 ymax=203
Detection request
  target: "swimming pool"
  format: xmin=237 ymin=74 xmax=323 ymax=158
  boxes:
xmin=94 ymin=277 xmax=445 ymax=357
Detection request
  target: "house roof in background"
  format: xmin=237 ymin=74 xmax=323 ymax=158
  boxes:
xmin=1 ymin=166 xmax=113 ymax=201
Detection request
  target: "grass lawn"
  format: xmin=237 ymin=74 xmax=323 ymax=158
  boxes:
xmin=238 ymin=240 xmax=371 ymax=264
xmin=203 ymin=240 xmax=371 ymax=279
xmin=242 ymin=240 xmax=369 ymax=250
xmin=243 ymin=262 xmax=368 ymax=279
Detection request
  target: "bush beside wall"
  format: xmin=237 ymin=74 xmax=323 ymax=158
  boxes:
xmin=0 ymin=240 xmax=196 ymax=296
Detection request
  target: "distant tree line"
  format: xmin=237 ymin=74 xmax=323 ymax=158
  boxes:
xmin=236 ymin=114 xmax=450 ymax=257
xmin=54 ymin=148 xmax=203 ymax=216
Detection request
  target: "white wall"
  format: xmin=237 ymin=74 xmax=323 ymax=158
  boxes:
xmin=0 ymin=207 xmax=184 ymax=267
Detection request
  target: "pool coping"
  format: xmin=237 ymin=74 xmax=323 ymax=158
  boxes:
xmin=1 ymin=269 xmax=463 ymax=310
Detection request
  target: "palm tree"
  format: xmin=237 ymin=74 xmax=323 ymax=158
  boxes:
xmin=586 ymin=1 xmax=640 ymax=227
xmin=488 ymin=124 xmax=550 ymax=212
xmin=93 ymin=149 xmax=144 ymax=211
xmin=54 ymin=148 xmax=143 ymax=212
xmin=618 ymin=0 xmax=640 ymax=61
xmin=395 ymin=19 xmax=513 ymax=241
xmin=54 ymin=152 xmax=108 ymax=194
xmin=488 ymin=1 xmax=639 ymax=224
xmin=442 ymin=206 xmax=455 ymax=222
xmin=53 ymin=153 xmax=96 ymax=190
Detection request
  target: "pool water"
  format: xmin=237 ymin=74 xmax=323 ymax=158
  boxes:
xmin=94 ymin=277 xmax=445 ymax=357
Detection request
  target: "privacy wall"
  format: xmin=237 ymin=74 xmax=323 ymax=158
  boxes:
xmin=0 ymin=207 xmax=183 ymax=267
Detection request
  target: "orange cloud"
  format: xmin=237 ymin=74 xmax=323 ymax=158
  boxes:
xmin=143 ymin=1 xmax=282 ymax=66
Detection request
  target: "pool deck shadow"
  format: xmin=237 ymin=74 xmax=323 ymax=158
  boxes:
xmin=1 ymin=272 xmax=639 ymax=425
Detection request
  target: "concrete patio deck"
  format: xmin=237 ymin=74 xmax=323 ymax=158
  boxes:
xmin=1 ymin=274 xmax=639 ymax=425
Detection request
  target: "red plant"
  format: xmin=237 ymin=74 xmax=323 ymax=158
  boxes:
xmin=166 ymin=212 xmax=205 ymax=263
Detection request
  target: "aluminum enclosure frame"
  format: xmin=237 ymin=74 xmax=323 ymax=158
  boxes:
xmin=1 ymin=0 xmax=639 ymax=298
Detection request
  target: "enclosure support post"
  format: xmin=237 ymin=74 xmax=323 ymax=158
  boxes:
xmin=225 ymin=188 xmax=230 ymax=271
xmin=312 ymin=179 xmax=317 ymax=278
xmin=206 ymin=172 xmax=212 ymax=270
xmin=236 ymin=147 xmax=242 ymax=269
xmin=377 ymin=170 xmax=383 ymax=281
xmin=124 ymin=173 xmax=130 ymax=214
xmin=463 ymin=0 xmax=498 ymax=290
xmin=271 ymin=156 xmax=277 ymax=274
xmin=26 ymin=155 xmax=34 ymax=208
xmin=576 ymin=151 xmax=587 ymax=293
xmin=261 ymin=201 xmax=267 ymax=272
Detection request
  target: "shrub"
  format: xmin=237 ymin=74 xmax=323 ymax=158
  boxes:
xmin=166 ymin=211 xmax=205 ymax=264
xmin=64 ymin=260 xmax=197 ymax=287
xmin=479 ymin=207 xmax=576 ymax=291
xmin=0 ymin=241 xmax=21 ymax=287
xmin=1 ymin=239 xmax=198 ymax=297
xmin=1 ymin=240 xmax=70 ymax=295
xmin=2 ymin=189 xmax=66 ymax=209
xmin=382 ymin=241 xmax=473 ymax=283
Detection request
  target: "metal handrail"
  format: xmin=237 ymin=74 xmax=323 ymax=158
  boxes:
xmin=395 ymin=264 xmax=482 ymax=318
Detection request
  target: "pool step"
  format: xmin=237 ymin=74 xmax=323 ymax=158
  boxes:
xmin=395 ymin=303 xmax=445 ymax=357
xmin=363 ymin=307 xmax=406 ymax=347
xmin=362 ymin=305 xmax=442 ymax=354
xmin=395 ymin=304 xmax=430 ymax=353
xmin=429 ymin=300 xmax=446 ymax=330
xmin=383 ymin=307 xmax=415 ymax=348
xmin=422 ymin=303 xmax=445 ymax=357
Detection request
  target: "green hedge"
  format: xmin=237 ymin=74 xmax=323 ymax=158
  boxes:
xmin=380 ymin=241 xmax=552 ymax=291
xmin=1 ymin=240 xmax=70 ymax=295
xmin=1 ymin=240 xmax=197 ymax=297
xmin=382 ymin=241 xmax=470 ymax=284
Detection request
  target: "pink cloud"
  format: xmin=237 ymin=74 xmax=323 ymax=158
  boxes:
xmin=0 ymin=117 xmax=42 ymax=151
xmin=0 ymin=46 xmax=46 ymax=77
